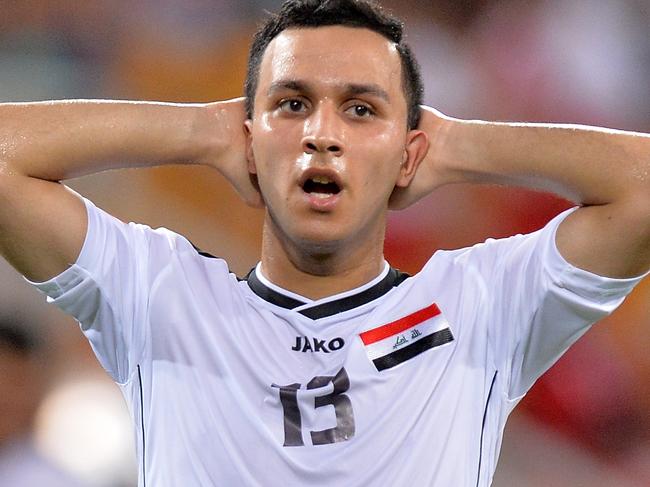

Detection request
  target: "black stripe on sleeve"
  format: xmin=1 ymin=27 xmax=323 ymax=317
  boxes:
xmin=137 ymin=364 xmax=147 ymax=487
xmin=189 ymin=241 xmax=219 ymax=259
xmin=475 ymin=370 xmax=498 ymax=487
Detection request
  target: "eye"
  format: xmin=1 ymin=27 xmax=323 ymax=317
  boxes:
xmin=345 ymin=104 xmax=374 ymax=118
xmin=279 ymin=99 xmax=307 ymax=113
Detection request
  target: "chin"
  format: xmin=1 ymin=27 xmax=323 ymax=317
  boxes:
xmin=266 ymin=202 xmax=384 ymax=257
xmin=292 ymin=225 xmax=349 ymax=254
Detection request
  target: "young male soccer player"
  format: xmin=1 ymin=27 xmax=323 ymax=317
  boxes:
xmin=0 ymin=1 xmax=648 ymax=485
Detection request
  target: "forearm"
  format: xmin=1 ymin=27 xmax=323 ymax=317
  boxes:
xmin=438 ymin=119 xmax=650 ymax=205
xmin=0 ymin=99 xmax=211 ymax=181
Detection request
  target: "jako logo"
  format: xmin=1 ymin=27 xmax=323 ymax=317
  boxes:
xmin=291 ymin=336 xmax=345 ymax=353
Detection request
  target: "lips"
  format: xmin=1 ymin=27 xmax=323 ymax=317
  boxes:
xmin=299 ymin=168 xmax=343 ymax=194
xmin=303 ymin=176 xmax=341 ymax=196
xmin=298 ymin=168 xmax=344 ymax=210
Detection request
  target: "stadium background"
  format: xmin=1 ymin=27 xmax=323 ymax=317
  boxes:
xmin=0 ymin=0 xmax=648 ymax=485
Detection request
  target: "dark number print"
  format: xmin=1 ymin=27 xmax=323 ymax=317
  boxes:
xmin=272 ymin=367 xmax=355 ymax=447
xmin=273 ymin=382 xmax=303 ymax=447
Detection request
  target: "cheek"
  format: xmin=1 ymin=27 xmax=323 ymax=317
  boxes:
xmin=251 ymin=116 xmax=277 ymax=157
xmin=252 ymin=115 xmax=303 ymax=161
xmin=251 ymin=121 xmax=299 ymax=201
xmin=357 ymin=130 xmax=405 ymax=182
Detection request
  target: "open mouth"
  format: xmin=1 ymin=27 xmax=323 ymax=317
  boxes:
xmin=302 ymin=176 xmax=341 ymax=197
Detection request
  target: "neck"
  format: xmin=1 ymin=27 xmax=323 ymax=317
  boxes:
xmin=260 ymin=218 xmax=387 ymax=300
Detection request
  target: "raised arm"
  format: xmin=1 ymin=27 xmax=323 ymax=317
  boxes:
xmin=0 ymin=98 xmax=255 ymax=282
xmin=397 ymin=107 xmax=650 ymax=278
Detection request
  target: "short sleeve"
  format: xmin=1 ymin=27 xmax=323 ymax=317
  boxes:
xmin=26 ymin=198 xmax=169 ymax=383
xmin=463 ymin=207 xmax=647 ymax=400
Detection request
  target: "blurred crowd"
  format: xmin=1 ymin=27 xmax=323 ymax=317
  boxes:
xmin=0 ymin=1 xmax=649 ymax=486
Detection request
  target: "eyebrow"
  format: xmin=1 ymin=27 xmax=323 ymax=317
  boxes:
xmin=267 ymin=80 xmax=390 ymax=102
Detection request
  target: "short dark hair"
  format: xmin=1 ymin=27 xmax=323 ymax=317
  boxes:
xmin=244 ymin=0 xmax=424 ymax=130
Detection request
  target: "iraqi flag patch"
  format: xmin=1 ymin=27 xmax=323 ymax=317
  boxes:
xmin=359 ymin=303 xmax=454 ymax=371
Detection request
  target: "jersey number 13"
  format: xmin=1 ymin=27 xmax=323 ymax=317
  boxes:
xmin=272 ymin=367 xmax=355 ymax=447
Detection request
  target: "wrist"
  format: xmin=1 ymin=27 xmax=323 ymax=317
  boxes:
xmin=435 ymin=117 xmax=494 ymax=186
xmin=424 ymin=113 xmax=465 ymax=187
xmin=190 ymin=99 xmax=247 ymax=173
xmin=187 ymin=103 xmax=223 ymax=167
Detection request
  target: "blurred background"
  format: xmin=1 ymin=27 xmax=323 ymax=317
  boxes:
xmin=0 ymin=0 xmax=649 ymax=485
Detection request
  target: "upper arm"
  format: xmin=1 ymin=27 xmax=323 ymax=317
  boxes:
xmin=0 ymin=172 xmax=87 ymax=282
xmin=556 ymin=194 xmax=650 ymax=279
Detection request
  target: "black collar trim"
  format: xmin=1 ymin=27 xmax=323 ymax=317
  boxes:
xmin=245 ymin=266 xmax=410 ymax=319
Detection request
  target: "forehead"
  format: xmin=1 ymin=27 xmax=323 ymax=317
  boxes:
xmin=258 ymin=26 xmax=402 ymax=97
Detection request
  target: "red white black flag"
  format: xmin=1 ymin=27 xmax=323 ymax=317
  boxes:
xmin=359 ymin=303 xmax=454 ymax=371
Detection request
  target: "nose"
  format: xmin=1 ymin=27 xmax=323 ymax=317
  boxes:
xmin=301 ymin=105 xmax=344 ymax=157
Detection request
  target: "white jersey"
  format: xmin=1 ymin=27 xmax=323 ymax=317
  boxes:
xmin=29 ymin=199 xmax=644 ymax=487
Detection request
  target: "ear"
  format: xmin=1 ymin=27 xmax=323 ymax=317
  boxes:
xmin=395 ymin=129 xmax=429 ymax=188
xmin=244 ymin=119 xmax=256 ymax=174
